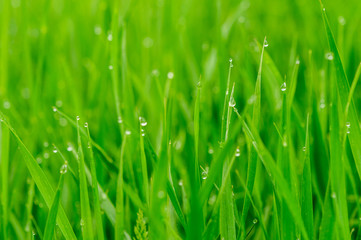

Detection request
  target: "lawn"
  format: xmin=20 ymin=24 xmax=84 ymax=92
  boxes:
xmin=1 ymin=0 xmax=361 ymax=239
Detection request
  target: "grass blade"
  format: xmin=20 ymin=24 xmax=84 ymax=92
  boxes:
xmin=0 ymin=122 xmax=10 ymax=239
xmin=76 ymin=117 xmax=93 ymax=239
xmin=320 ymin=3 xmax=361 ymax=181
xmin=85 ymin=123 xmax=105 ymax=240
xmin=43 ymin=166 xmax=67 ymax=240
xmin=0 ymin=113 xmax=77 ymax=240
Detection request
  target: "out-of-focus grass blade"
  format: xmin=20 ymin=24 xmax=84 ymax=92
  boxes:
xmin=85 ymin=124 xmax=105 ymax=240
xmin=301 ymin=114 xmax=314 ymax=240
xmin=139 ymin=120 xmax=149 ymax=205
xmin=345 ymin=62 xmax=361 ymax=119
xmin=240 ymin=37 xmax=265 ymax=239
xmin=0 ymin=113 xmax=77 ymax=240
xmin=241 ymin=117 xmax=309 ymax=240
xmin=166 ymin=181 xmax=187 ymax=230
xmin=321 ymin=3 xmax=361 ymax=181
xmin=76 ymin=117 xmax=93 ymax=239
xmin=329 ymin=81 xmax=349 ymax=239
xmin=1 ymin=122 xmax=10 ymax=240
xmin=115 ymin=133 xmax=127 ymax=240
xmin=319 ymin=182 xmax=335 ymax=240
xmin=43 ymin=168 xmax=66 ymax=240
xmin=220 ymin=82 xmax=236 ymax=240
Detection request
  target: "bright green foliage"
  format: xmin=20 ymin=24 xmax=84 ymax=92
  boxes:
xmin=2 ymin=0 xmax=361 ymax=239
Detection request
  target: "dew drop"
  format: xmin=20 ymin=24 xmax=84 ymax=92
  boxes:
xmin=67 ymin=146 xmax=73 ymax=152
xmin=76 ymin=116 xmax=80 ymax=121
xmin=44 ymin=152 xmax=49 ymax=159
xmin=296 ymin=59 xmax=300 ymax=65
xmin=331 ymin=192 xmax=336 ymax=199
xmin=201 ymin=167 xmax=209 ymax=180
xmin=139 ymin=116 xmax=148 ymax=126
xmin=53 ymin=148 xmax=58 ymax=153
xmin=338 ymin=16 xmax=346 ymax=26
xmin=107 ymin=33 xmax=113 ymax=41
xmin=157 ymin=191 xmax=165 ymax=199
xmin=117 ymin=116 xmax=123 ymax=124
xmin=80 ymin=218 xmax=85 ymax=226
xmin=167 ymin=72 xmax=174 ymax=79
xmin=208 ymin=147 xmax=214 ymax=154
xmin=3 ymin=101 xmax=11 ymax=109
xmin=229 ymin=97 xmax=236 ymax=107
xmin=346 ymin=122 xmax=351 ymax=128
xmin=281 ymin=82 xmax=287 ymax=92
xmin=60 ymin=161 xmax=68 ymax=174
xmin=229 ymin=58 xmax=233 ymax=64
xmin=253 ymin=218 xmax=258 ymax=224
xmin=94 ymin=25 xmax=102 ymax=35
xmin=52 ymin=106 xmax=58 ymax=112
xmin=235 ymin=147 xmax=240 ymax=157
xmin=108 ymin=65 xmax=113 ymax=70
xmin=302 ymin=146 xmax=306 ymax=152
xmin=125 ymin=130 xmax=131 ymax=135
xmin=178 ymin=180 xmax=183 ymax=186
xmin=264 ymin=39 xmax=269 ymax=47
xmin=325 ymin=52 xmax=334 ymax=61
xmin=84 ymin=122 xmax=88 ymax=128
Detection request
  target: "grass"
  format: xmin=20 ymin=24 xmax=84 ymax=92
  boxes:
xmin=2 ymin=0 xmax=361 ymax=239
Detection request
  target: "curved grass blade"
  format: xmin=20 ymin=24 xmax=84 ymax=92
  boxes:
xmin=76 ymin=117 xmax=93 ymax=239
xmin=240 ymin=36 xmax=266 ymax=239
xmin=320 ymin=3 xmax=361 ymax=181
xmin=0 ymin=113 xmax=77 ymax=240
xmin=43 ymin=168 xmax=66 ymax=240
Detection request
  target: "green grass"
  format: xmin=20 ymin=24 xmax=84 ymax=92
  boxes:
xmin=2 ymin=0 xmax=361 ymax=239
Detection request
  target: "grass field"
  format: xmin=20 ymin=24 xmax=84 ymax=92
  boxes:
xmin=1 ymin=0 xmax=361 ymax=239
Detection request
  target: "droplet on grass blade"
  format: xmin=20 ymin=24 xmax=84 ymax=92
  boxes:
xmin=167 ymin=72 xmax=174 ymax=79
xmin=3 ymin=100 xmax=11 ymax=109
xmin=60 ymin=162 xmax=68 ymax=174
xmin=107 ymin=33 xmax=113 ymax=41
xmin=139 ymin=116 xmax=147 ymax=126
xmin=264 ymin=39 xmax=269 ymax=47
xmin=235 ymin=147 xmax=240 ymax=157
xmin=229 ymin=96 xmax=236 ymax=107
xmin=325 ymin=52 xmax=334 ymax=61
xmin=281 ymin=82 xmax=287 ymax=92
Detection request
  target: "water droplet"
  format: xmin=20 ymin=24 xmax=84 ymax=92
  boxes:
xmin=84 ymin=122 xmax=88 ymax=128
xmin=208 ymin=147 xmax=214 ymax=154
xmin=346 ymin=122 xmax=351 ymax=128
xmin=167 ymin=72 xmax=174 ymax=79
xmin=59 ymin=117 xmax=68 ymax=127
xmin=281 ymin=82 xmax=287 ymax=92
xmin=117 ymin=116 xmax=123 ymax=124
xmin=331 ymin=192 xmax=336 ymax=198
xmin=3 ymin=101 xmax=11 ymax=109
xmin=139 ymin=116 xmax=147 ymax=126
xmin=283 ymin=140 xmax=288 ymax=147
xmin=338 ymin=16 xmax=346 ymax=26
xmin=108 ymin=65 xmax=113 ymax=70
xmin=296 ymin=59 xmax=300 ymax=65
xmin=152 ymin=69 xmax=159 ymax=77
xmin=76 ymin=116 xmax=80 ymax=121
xmin=253 ymin=219 xmax=258 ymax=224
xmin=302 ymin=146 xmax=306 ymax=152
xmin=141 ymin=133 xmax=145 ymax=136
xmin=229 ymin=58 xmax=233 ymax=63
xmin=323 ymin=8 xmax=325 ymax=11
xmin=125 ymin=130 xmax=131 ymax=135
xmin=178 ymin=180 xmax=183 ymax=186
xmin=320 ymin=99 xmax=326 ymax=109
xmin=80 ymin=219 xmax=85 ymax=226
xmin=56 ymin=100 xmax=63 ymax=107
xmin=325 ymin=52 xmax=334 ymax=61
xmin=264 ymin=39 xmax=269 ymax=47
xmin=94 ymin=25 xmax=102 ymax=35
xmin=142 ymin=37 xmax=154 ymax=48
xmin=235 ymin=147 xmax=240 ymax=157
xmin=229 ymin=97 xmax=236 ymax=107
xmin=67 ymin=146 xmax=73 ymax=152
xmin=60 ymin=162 xmax=68 ymax=174
xmin=43 ymin=142 xmax=49 ymax=147
xmin=107 ymin=33 xmax=113 ymax=41
xmin=157 ymin=191 xmax=165 ymax=198
xmin=43 ymin=152 xmax=49 ymax=159
xmin=53 ymin=148 xmax=58 ymax=153
xmin=201 ymin=167 xmax=209 ymax=180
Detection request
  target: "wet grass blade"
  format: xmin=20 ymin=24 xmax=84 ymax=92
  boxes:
xmin=43 ymin=169 xmax=66 ymax=240
xmin=240 ymin=37 xmax=266 ymax=239
xmin=320 ymin=3 xmax=361 ymax=181
xmin=76 ymin=118 xmax=93 ymax=239
xmin=0 ymin=113 xmax=76 ymax=239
